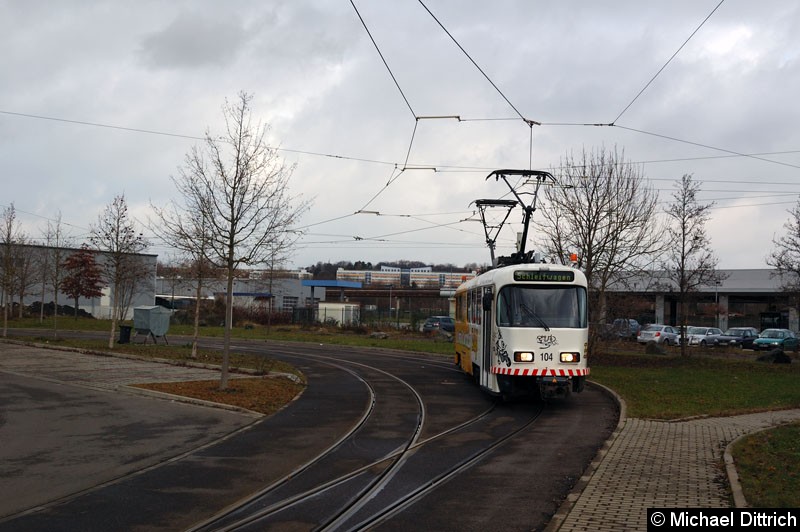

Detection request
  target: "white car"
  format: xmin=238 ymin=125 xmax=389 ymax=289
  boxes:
xmin=637 ymin=324 xmax=679 ymax=346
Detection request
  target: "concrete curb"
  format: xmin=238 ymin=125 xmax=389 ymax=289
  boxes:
xmin=0 ymin=337 xmax=303 ymax=417
xmin=0 ymin=337 xmax=303 ymax=383
xmin=723 ymin=420 xmax=800 ymax=509
xmin=123 ymin=385 xmax=266 ymax=418
xmin=544 ymin=380 xmax=627 ymax=532
xmin=724 ymin=434 xmax=749 ymax=508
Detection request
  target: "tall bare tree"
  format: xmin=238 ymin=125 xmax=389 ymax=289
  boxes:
xmin=160 ymin=92 xmax=309 ymax=389
xmin=768 ymin=199 xmax=800 ymax=291
xmin=154 ymin=255 xmax=218 ymax=359
xmin=38 ymin=212 xmax=73 ymax=335
xmin=151 ymin=204 xmax=218 ymax=359
xmin=90 ymin=194 xmax=149 ymax=348
xmin=662 ymin=174 xmax=722 ymax=355
xmin=765 ymin=199 xmax=800 ymax=325
xmin=1 ymin=204 xmax=24 ymax=336
xmin=13 ymin=239 xmax=36 ymax=318
xmin=536 ymin=146 xmax=664 ymax=339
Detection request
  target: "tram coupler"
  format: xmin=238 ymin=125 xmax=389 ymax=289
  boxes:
xmin=537 ymin=376 xmax=573 ymax=399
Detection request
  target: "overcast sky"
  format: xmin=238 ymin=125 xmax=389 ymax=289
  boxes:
xmin=3 ymin=0 xmax=799 ymax=271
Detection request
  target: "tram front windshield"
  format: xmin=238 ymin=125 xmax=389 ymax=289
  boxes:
xmin=497 ymin=285 xmax=587 ymax=329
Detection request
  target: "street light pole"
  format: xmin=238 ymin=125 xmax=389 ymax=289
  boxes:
xmin=388 ymin=284 xmax=392 ymax=325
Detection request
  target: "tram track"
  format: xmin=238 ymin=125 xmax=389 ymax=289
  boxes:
xmin=192 ymin=344 xmax=545 ymax=531
xmin=2 ymin=331 xmax=617 ymax=531
xmin=192 ymin=350 xmax=429 ymax=531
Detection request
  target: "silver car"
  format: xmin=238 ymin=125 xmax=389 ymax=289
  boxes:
xmin=685 ymin=326 xmax=724 ymax=347
xmin=637 ymin=324 xmax=679 ymax=346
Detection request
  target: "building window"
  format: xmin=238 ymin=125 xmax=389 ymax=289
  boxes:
xmin=283 ymin=296 xmax=299 ymax=309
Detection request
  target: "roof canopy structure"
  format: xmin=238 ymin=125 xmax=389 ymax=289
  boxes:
xmin=303 ymin=279 xmax=363 ymax=302
xmin=301 ymin=280 xmax=363 ymax=289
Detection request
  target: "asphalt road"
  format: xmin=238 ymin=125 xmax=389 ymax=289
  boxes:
xmin=0 ymin=339 xmax=618 ymax=531
xmin=0 ymin=373 xmax=259 ymax=516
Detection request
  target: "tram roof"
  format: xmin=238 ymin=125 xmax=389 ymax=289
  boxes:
xmin=457 ymin=263 xmax=587 ymax=291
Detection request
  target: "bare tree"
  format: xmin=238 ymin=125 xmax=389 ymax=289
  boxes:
xmin=161 ymin=91 xmax=309 ymax=389
xmin=13 ymin=239 xmax=36 ymax=318
xmin=155 ymin=255 xmax=218 ymax=359
xmin=662 ymin=174 xmax=722 ymax=355
xmin=89 ymin=194 xmax=149 ymax=349
xmin=768 ymin=199 xmax=800 ymax=290
xmin=38 ymin=212 xmax=73 ymax=335
xmin=1 ymin=204 xmax=24 ymax=336
xmin=151 ymin=204 xmax=217 ymax=360
xmin=536 ymin=146 xmax=664 ymax=339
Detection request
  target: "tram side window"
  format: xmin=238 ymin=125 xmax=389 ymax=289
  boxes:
xmin=467 ymin=290 xmax=475 ymax=323
xmin=497 ymin=289 xmax=512 ymax=327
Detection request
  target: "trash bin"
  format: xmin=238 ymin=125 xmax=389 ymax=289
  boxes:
xmin=118 ymin=325 xmax=132 ymax=344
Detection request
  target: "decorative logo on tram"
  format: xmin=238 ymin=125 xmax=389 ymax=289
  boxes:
xmin=537 ymin=334 xmax=559 ymax=348
xmin=495 ymin=329 xmax=511 ymax=367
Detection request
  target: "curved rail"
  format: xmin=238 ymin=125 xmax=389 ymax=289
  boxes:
xmin=194 ymin=348 xmax=546 ymax=532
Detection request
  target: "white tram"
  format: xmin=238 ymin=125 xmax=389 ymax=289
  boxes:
xmin=454 ymin=262 xmax=589 ymax=399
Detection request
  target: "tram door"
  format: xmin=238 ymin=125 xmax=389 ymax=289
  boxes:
xmin=480 ymin=287 xmax=493 ymax=388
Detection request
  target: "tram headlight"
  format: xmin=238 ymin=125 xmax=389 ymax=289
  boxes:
xmin=560 ymin=352 xmax=581 ymax=363
xmin=514 ymin=351 xmax=534 ymax=362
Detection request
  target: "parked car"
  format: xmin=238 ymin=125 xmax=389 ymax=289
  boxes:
xmin=422 ymin=316 xmax=455 ymax=334
xmin=637 ymin=324 xmax=680 ymax=346
xmin=611 ymin=318 xmax=641 ymax=340
xmin=718 ymin=327 xmax=759 ymax=349
xmin=752 ymin=329 xmax=799 ymax=352
xmin=685 ymin=326 xmax=724 ymax=347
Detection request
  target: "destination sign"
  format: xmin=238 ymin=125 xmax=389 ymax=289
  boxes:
xmin=513 ymin=270 xmax=575 ymax=283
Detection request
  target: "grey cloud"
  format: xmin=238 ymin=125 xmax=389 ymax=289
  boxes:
xmin=138 ymin=11 xmax=249 ymax=69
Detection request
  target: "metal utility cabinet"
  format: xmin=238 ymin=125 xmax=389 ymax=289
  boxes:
xmin=133 ymin=305 xmax=171 ymax=344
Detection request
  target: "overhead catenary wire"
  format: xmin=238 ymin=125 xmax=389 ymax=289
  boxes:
xmin=0 ymin=108 xmax=406 ymax=168
xmin=4 ymin=1 xmax=799 ymax=265
xmin=8 ymin=104 xmax=799 ymax=176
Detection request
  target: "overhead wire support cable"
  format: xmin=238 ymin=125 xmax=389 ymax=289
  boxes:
xmin=350 ymin=0 xmax=416 ymax=119
xmin=356 ymin=166 xmax=404 ymax=215
xmin=416 ymin=0 xmax=539 ymax=127
xmin=612 ymin=0 xmax=726 ymax=124
xmin=0 ymin=109 xmax=205 ymax=140
xmin=614 ymin=125 xmax=800 ymax=170
xmin=403 ymin=120 xmax=419 ymax=169
xmin=1 ymin=108 xmax=412 ymax=168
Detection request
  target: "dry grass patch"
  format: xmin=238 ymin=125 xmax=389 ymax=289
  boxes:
xmin=134 ymin=377 xmax=305 ymax=416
